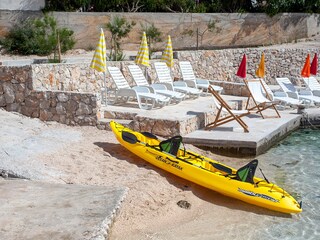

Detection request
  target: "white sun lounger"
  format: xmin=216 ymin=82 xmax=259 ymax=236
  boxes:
xmin=302 ymin=76 xmax=320 ymax=97
xmin=108 ymin=66 xmax=170 ymax=110
xmin=154 ymin=62 xmax=202 ymax=99
xmin=244 ymin=79 xmax=281 ymax=118
xmin=276 ymin=77 xmax=320 ymax=105
xmin=259 ymin=78 xmax=304 ymax=108
xmin=179 ymin=61 xmax=223 ymax=94
xmin=127 ymin=64 xmax=185 ymax=104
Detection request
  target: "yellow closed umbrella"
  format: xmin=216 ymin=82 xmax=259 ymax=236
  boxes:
xmin=90 ymin=28 xmax=107 ymax=104
xmin=135 ymin=32 xmax=150 ymax=67
xmin=90 ymin=28 xmax=107 ymax=73
xmin=161 ymin=35 xmax=174 ymax=68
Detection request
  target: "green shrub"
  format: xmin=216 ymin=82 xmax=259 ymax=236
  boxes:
xmin=140 ymin=23 xmax=162 ymax=58
xmin=105 ymin=16 xmax=135 ymax=61
xmin=0 ymin=14 xmax=75 ymax=57
xmin=0 ymin=20 xmax=38 ymax=55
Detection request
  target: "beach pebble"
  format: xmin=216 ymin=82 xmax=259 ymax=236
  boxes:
xmin=177 ymin=200 xmax=191 ymax=209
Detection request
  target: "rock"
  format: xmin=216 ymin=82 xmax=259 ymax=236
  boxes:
xmin=57 ymin=93 xmax=69 ymax=102
xmin=76 ymin=102 xmax=92 ymax=116
xmin=56 ymin=103 xmax=66 ymax=115
xmin=0 ymin=95 xmax=6 ymax=107
xmin=177 ymin=200 xmax=191 ymax=209
xmin=2 ymin=82 xmax=15 ymax=103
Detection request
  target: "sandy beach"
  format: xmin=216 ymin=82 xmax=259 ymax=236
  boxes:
xmin=1 ymin=109 xmax=297 ymax=240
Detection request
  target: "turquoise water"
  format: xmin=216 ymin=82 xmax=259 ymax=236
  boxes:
xmin=257 ymin=129 xmax=320 ymax=240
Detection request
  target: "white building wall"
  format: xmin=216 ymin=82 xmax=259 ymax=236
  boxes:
xmin=0 ymin=0 xmax=45 ymax=11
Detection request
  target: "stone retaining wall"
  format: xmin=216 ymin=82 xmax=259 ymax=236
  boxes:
xmin=301 ymin=112 xmax=320 ymax=128
xmin=0 ymin=66 xmax=99 ymax=126
xmin=177 ymin=47 xmax=320 ymax=86
xmin=30 ymin=47 xmax=319 ymax=97
xmin=1 ymin=45 xmax=320 ymax=130
xmin=29 ymin=60 xmax=248 ymax=97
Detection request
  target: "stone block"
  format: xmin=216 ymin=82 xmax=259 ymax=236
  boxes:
xmin=76 ymin=102 xmax=92 ymax=116
xmin=2 ymin=82 xmax=15 ymax=103
xmin=65 ymin=99 xmax=78 ymax=112
xmin=6 ymin=103 xmax=20 ymax=112
xmin=0 ymin=95 xmax=6 ymax=107
xmin=15 ymin=92 xmax=25 ymax=103
xmin=39 ymin=109 xmax=53 ymax=121
xmin=57 ymin=93 xmax=69 ymax=102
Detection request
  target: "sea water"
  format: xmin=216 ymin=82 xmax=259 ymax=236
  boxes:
xmin=257 ymin=129 xmax=320 ymax=240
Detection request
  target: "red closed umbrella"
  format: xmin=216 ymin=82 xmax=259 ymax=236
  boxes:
xmin=236 ymin=54 xmax=247 ymax=79
xmin=310 ymin=53 xmax=318 ymax=76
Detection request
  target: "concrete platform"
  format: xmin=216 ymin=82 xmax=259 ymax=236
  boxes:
xmin=183 ymin=110 xmax=301 ymax=156
xmin=0 ymin=179 xmax=127 ymax=240
xmin=101 ymin=95 xmax=247 ymax=137
xmin=100 ymin=95 xmax=320 ymax=156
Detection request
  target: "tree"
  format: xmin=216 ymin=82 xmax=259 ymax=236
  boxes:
xmin=220 ymin=0 xmax=254 ymax=13
xmin=197 ymin=19 xmax=218 ymax=48
xmin=31 ymin=14 xmax=75 ymax=62
xmin=105 ymin=16 xmax=136 ymax=61
xmin=140 ymin=23 xmax=162 ymax=58
xmin=42 ymin=0 xmax=320 ymax=14
xmin=0 ymin=14 xmax=75 ymax=61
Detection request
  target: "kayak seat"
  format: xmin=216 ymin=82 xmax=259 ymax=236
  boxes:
xmin=159 ymin=136 xmax=183 ymax=156
xmin=140 ymin=131 xmax=158 ymax=140
xmin=210 ymin=163 xmax=233 ymax=175
xmin=235 ymin=159 xmax=258 ymax=184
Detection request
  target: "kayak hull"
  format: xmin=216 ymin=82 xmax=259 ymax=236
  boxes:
xmin=110 ymin=121 xmax=302 ymax=214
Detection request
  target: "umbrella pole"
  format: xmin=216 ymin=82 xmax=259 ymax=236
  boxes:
xmin=144 ymin=67 xmax=149 ymax=84
xmin=103 ymin=72 xmax=107 ymax=105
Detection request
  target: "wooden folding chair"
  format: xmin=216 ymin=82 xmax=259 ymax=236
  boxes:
xmin=244 ymin=79 xmax=281 ymax=119
xmin=205 ymin=86 xmax=250 ymax=133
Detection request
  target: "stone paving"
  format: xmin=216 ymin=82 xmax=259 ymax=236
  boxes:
xmin=0 ymin=179 xmax=127 ymax=240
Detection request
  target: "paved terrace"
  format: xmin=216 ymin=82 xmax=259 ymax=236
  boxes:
xmin=100 ymin=94 xmax=320 ymax=156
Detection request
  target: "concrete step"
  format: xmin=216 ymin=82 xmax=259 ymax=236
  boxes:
xmin=97 ymin=118 xmax=133 ymax=131
xmin=99 ymin=106 xmax=138 ymax=120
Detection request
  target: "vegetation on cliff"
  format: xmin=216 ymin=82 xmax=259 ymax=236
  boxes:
xmin=44 ymin=0 xmax=320 ymax=15
xmin=0 ymin=14 xmax=75 ymax=60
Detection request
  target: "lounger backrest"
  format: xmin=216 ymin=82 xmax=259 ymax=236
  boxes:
xmin=247 ymin=80 xmax=269 ymax=103
xmin=128 ymin=65 xmax=148 ymax=87
xmin=212 ymin=95 xmax=222 ymax=109
xmin=208 ymin=86 xmax=228 ymax=113
xmin=108 ymin=66 xmax=130 ymax=90
xmin=276 ymin=77 xmax=298 ymax=93
xmin=259 ymin=78 xmax=274 ymax=99
xmin=302 ymin=77 xmax=320 ymax=91
xmin=154 ymin=62 xmax=173 ymax=84
xmin=179 ymin=61 xmax=196 ymax=82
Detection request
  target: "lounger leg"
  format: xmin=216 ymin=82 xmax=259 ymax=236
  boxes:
xmin=205 ymin=107 xmax=222 ymax=130
xmin=137 ymin=96 xmax=155 ymax=110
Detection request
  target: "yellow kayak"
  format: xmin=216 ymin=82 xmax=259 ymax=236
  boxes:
xmin=110 ymin=121 xmax=302 ymax=214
